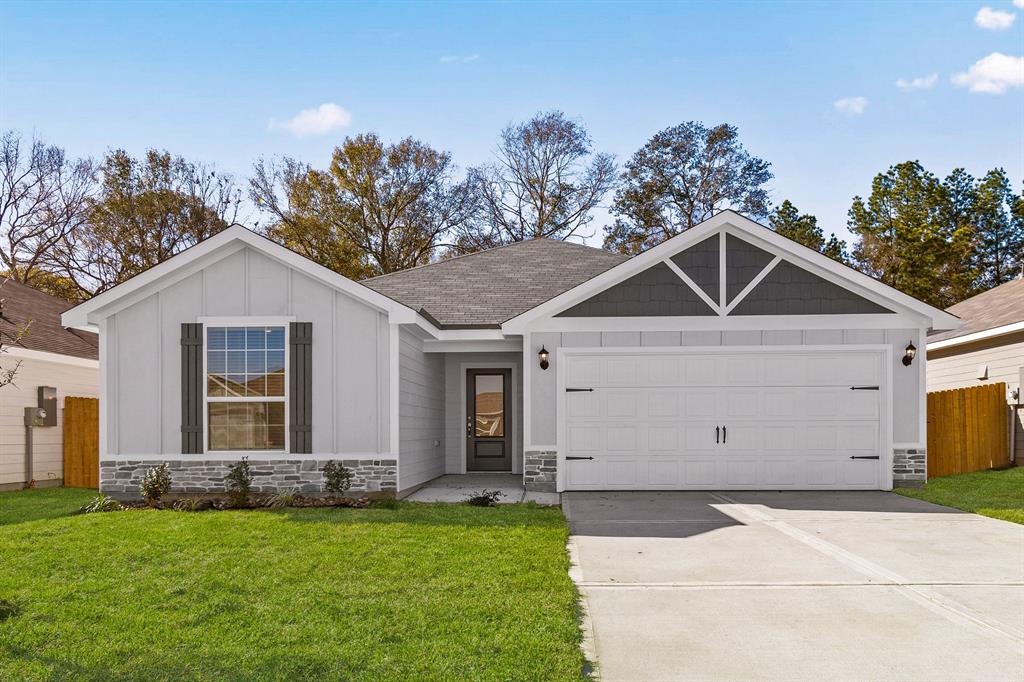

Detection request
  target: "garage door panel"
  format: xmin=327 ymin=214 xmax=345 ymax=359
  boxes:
xmin=684 ymin=459 xmax=717 ymax=485
xmin=647 ymin=459 xmax=680 ymax=487
xmin=606 ymin=358 xmax=640 ymax=385
xmin=648 ymin=391 xmax=679 ymax=418
xmin=567 ymin=358 xmax=602 ymax=386
xmin=605 ymin=391 xmax=639 ymax=417
xmin=567 ymin=392 xmax=600 ymax=418
xmin=648 ymin=426 xmax=680 ymax=451
xmin=567 ymin=424 xmax=602 ymax=452
xmin=724 ymin=459 xmax=758 ymax=485
xmin=684 ymin=390 xmax=718 ymax=418
xmin=606 ymin=426 xmax=638 ymax=451
xmin=563 ymin=351 xmax=884 ymax=491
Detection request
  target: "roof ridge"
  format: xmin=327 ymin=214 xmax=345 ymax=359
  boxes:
xmin=361 ymin=237 xmax=620 ymax=283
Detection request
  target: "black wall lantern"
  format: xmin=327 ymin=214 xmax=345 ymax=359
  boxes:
xmin=902 ymin=341 xmax=917 ymax=366
xmin=538 ymin=346 xmax=550 ymax=370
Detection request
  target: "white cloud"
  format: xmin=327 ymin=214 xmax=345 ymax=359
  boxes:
xmin=952 ymin=52 xmax=1024 ymax=93
xmin=439 ymin=54 xmax=479 ymax=64
xmin=975 ymin=6 xmax=1016 ymax=29
xmin=896 ymin=73 xmax=939 ymax=91
xmin=1015 ymin=0 xmax=1024 ymax=8
xmin=833 ymin=96 xmax=868 ymax=116
xmin=268 ymin=103 xmax=353 ymax=137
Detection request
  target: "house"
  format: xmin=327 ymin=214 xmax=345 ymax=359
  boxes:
xmin=61 ymin=211 xmax=958 ymax=497
xmin=0 ymin=279 xmax=99 ymax=490
xmin=927 ymin=276 xmax=1024 ymax=465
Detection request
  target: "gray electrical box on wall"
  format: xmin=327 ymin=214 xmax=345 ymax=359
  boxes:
xmin=24 ymin=406 xmax=47 ymax=427
xmin=37 ymin=386 xmax=57 ymax=427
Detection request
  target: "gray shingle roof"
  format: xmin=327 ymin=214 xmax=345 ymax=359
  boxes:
xmin=0 ymin=279 xmax=98 ymax=360
xmin=928 ymin=277 xmax=1024 ymax=343
xmin=362 ymin=239 xmax=628 ymax=328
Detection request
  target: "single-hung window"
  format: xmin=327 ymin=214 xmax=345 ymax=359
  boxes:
xmin=206 ymin=325 xmax=286 ymax=451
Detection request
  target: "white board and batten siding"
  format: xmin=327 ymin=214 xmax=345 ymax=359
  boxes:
xmin=0 ymin=355 xmax=99 ymax=487
xmin=103 ymin=246 xmax=391 ymax=458
xmin=559 ymin=348 xmax=889 ymax=490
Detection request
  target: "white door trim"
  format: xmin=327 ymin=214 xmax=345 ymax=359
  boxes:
xmin=555 ymin=344 xmax=894 ymax=492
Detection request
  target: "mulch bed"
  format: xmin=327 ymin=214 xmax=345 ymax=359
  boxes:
xmin=115 ymin=494 xmax=373 ymax=512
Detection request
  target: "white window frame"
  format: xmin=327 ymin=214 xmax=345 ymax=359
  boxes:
xmin=200 ymin=316 xmax=294 ymax=455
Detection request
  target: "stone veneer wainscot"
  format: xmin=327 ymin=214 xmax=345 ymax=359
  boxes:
xmin=892 ymin=448 xmax=926 ymax=486
xmin=99 ymin=459 xmax=397 ymax=498
xmin=524 ymin=450 xmax=557 ymax=492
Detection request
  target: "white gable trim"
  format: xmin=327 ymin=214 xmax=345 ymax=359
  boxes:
xmin=61 ymin=226 xmax=419 ymax=329
xmin=502 ymin=210 xmax=959 ymax=333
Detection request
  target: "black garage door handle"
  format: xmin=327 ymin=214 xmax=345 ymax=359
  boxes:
xmin=566 ymin=456 xmax=594 ymax=461
xmin=849 ymin=455 xmax=880 ymax=460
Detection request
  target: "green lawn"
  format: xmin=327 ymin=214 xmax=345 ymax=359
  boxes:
xmin=0 ymin=488 xmax=585 ymax=681
xmin=895 ymin=467 xmax=1024 ymax=524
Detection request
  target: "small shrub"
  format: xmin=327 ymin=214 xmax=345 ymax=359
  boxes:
xmin=79 ymin=493 xmax=123 ymax=514
xmin=225 ymin=457 xmax=253 ymax=507
xmin=276 ymin=487 xmax=299 ymax=506
xmin=140 ymin=463 xmax=172 ymax=505
xmin=466 ymin=489 xmax=504 ymax=507
xmin=372 ymin=497 xmax=401 ymax=510
xmin=322 ymin=460 xmax=352 ymax=494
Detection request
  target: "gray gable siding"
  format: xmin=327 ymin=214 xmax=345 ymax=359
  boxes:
xmin=726 ymin=234 xmax=775 ymax=303
xmin=669 ymin=235 xmax=719 ymax=301
xmin=556 ymin=262 xmax=716 ymax=317
xmin=731 ymin=260 xmax=894 ymax=315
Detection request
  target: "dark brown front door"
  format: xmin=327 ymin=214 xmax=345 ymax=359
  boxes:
xmin=466 ymin=368 xmax=512 ymax=471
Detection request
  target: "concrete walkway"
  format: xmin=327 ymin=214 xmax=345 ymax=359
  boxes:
xmin=403 ymin=474 xmax=560 ymax=505
xmin=565 ymin=491 xmax=1024 ymax=682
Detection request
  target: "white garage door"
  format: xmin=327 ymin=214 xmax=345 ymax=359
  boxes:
xmin=561 ymin=350 xmax=887 ymax=490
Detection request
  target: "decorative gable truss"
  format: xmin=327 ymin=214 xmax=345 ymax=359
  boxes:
xmin=556 ymin=229 xmax=893 ymax=319
xmin=504 ymin=210 xmax=959 ymax=333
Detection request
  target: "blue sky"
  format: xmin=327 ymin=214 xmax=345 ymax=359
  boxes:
xmin=1 ymin=1 xmax=1022 ymax=246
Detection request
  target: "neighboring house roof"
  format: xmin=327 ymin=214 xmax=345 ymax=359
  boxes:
xmin=0 ymin=278 xmax=99 ymax=360
xmin=362 ymin=239 xmax=628 ymax=328
xmin=927 ymin=277 xmax=1024 ymax=347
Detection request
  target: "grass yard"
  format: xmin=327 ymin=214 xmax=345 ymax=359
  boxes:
xmin=895 ymin=467 xmax=1024 ymax=524
xmin=0 ymin=488 xmax=585 ymax=681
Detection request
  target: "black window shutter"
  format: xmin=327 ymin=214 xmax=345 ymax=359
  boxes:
xmin=180 ymin=323 xmax=204 ymax=454
xmin=289 ymin=322 xmax=312 ymax=454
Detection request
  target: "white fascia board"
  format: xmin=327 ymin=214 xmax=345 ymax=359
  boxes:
xmin=4 ymin=346 xmax=100 ymax=369
xmin=61 ymin=226 xmax=419 ymax=328
xmin=525 ymin=313 xmax=927 ymax=333
xmin=422 ymin=339 xmax=523 ymax=353
xmin=927 ymin=321 xmax=1024 ymax=351
xmin=502 ymin=209 xmax=959 ymax=333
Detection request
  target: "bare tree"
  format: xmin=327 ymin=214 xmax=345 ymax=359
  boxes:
xmin=604 ymin=122 xmax=772 ymax=255
xmin=459 ymin=111 xmax=616 ymax=251
xmin=251 ymin=134 xmax=478 ymax=277
xmin=0 ymin=131 xmax=95 ymax=285
xmin=53 ymin=149 xmax=243 ymax=297
xmin=0 ymin=279 xmax=29 ymax=389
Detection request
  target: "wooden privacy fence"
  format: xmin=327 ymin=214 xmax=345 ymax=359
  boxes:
xmin=927 ymin=383 xmax=1010 ymax=478
xmin=64 ymin=397 xmax=99 ymax=488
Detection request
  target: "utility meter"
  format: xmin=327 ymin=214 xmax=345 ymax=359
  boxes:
xmin=24 ymin=407 xmax=47 ymax=427
xmin=38 ymin=386 xmax=57 ymax=426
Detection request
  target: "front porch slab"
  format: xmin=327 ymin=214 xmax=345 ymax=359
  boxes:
xmin=404 ymin=474 xmax=560 ymax=506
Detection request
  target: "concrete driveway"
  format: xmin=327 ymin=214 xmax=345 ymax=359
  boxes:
xmin=564 ymin=491 xmax=1024 ymax=681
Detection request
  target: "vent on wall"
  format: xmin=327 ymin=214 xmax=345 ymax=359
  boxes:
xmin=977 ymin=364 xmax=989 ymax=380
